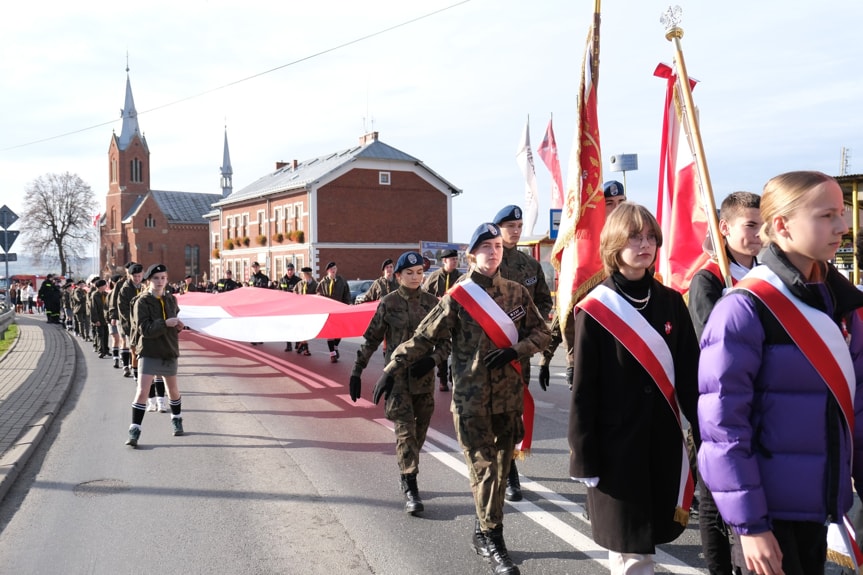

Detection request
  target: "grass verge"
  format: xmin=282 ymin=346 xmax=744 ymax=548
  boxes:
xmin=0 ymin=324 xmax=19 ymax=358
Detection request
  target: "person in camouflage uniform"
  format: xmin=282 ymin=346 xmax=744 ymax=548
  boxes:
xmin=491 ymin=204 xmax=554 ymax=502
xmin=422 ymin=248 xmax=463 ymax=391
xmin=374 ymin=223 xmax=550 ymax=575
xmin=349 ymin=251 xmax=449 ymax=516
xmin=362 ymin=258 xmax=399 ymax=303
xmin=72 ymin=280 xmax=90 ymax=339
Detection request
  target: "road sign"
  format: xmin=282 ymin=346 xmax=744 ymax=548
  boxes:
xmin=549 ymin=209 xmax=562 ymax=240
xmin=0 ymin=230 xmax=19 ymax=252
xmin=0 ymin=253 xmax=17 ymax=262
xmin=0 ymin=205 xmax=18 ymax=230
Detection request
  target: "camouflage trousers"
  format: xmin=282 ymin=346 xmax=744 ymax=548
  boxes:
xmin=453 ymin=411 xmax=524 ymax=531
xmin=386 ymin=392 xmax=435 ymax=474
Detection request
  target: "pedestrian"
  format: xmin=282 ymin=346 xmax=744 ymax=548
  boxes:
xmin=61 ymin=280 xmax=75 ymax=331
xmin=118 ymin=263 xmax=145 ymax=379
xmin=362 ymin=258 xmax=399 ymax=303
xmin=687 ymin=191 xmax=762 ymax=575
xmin=250 ymin=261 xmax=270 ymax=288
xmin=278 ymin=263 xmax=301 ymax=351
xmin=72 ymin=280 xmax=89 ymax=338
xmin=492 ymin=204 xmax=554 ymax=502
xmin=180 ymin=275 xmax=198 ymax=293
xmin=316 ymin=262 xmax=351 ymax=362
xmin=350 ymin=251 xmax=448 ymax=515
xmin=568 ymin=202 xmax=700 ymax=575
xmin=89 ymin=279 xmax=110 ymax=358
xmin=376 ymin=223 xmax=550 ymax=575
xmin=216 ymin=269 xmax=239 ymax=292
xmin=125 ymin=263 xmax=185 ymax=448
xmin=698 ymin=171 xmax=863 ymax=575
xmin=422 ymin=248 xmax=463 ymax=391
xmin=292 ymin=267 xmax=318 ymax=356
xmin=21 ymin=282 xmax=34 ymax=313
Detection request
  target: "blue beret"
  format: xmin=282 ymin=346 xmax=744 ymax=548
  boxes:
xmin=603 ymin=180 xmax=625 ymax=198
xmin=395 ymin=251 xmax=423 ymax=274
xmin=492 ymin=205 xmax=523 ymax=225
xmin=468 ymin=223 xmax=501 ymax=254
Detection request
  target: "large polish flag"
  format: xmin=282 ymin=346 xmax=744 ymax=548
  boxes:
xmin=177 ymin=289 xmax=377 ymax=342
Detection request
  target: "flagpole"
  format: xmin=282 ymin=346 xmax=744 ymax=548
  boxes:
xmin=662 ymin=7 xmax=731 ymax=288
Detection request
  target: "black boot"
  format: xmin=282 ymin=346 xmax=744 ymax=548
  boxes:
xmin=505 ymin=461 xmax=522 ymax=502
xmin=485 ymin=526 xmax=519 ymax=575
xmin=566 ymin=366 xmax=574 ymax=391
xmin=400 ymin=473 xmax=424 ymax=515
xmin=472 ymin=518 xmax=491 ymax=558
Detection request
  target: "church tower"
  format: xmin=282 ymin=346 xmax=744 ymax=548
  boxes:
xmin=102 ymin=66 xmax=151 ymax=272
xmin=220 ymin=127 xmax=233 ymax=198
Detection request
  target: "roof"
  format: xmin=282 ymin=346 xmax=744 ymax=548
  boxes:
xmin=214 ymin=136 xmax=461 ymax=207
xmin=122 ymin=191 xmax=222 ymax=224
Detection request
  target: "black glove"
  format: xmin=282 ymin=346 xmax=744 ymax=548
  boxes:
xmin=483 ymin=347 xmax=518 ymax=370
xmin=372 ymin=372 xmax=395 ymax=405
xmin=409 ymin=356 xmax=436 ymax=378
xmin=538 ymin=363 xmax=550 ymax=391
xmin=349 ymin=375 xmax=362 ymax=402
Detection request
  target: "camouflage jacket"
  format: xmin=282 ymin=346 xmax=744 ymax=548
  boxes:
xmin=316 ymin=275 xmax=351 ymax=304
xmin=386 ymin=269 xmax=551 ymax=416
xmin=363 ymin=275 xmax=399 ymax=302
xmin=352 ymin=286 xmax=449 ymax=395
xmin=499 ymin=245 xmax=553 ymax=319
xmin=118 ymin=279 xmax=144 ymax=336
xmin=293 ymin=279 xmax=318 ymax=295
xmin=422 ymin=268 xmax=463 ymax=298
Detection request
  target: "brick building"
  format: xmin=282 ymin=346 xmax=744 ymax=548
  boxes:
xmin=207 ymin=131 xmax=462 ymax=283
xmin=98 ymin=70 xmax=221 ymax=282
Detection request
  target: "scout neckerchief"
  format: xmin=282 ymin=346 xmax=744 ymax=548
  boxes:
xmin=577 ymin=284 xmax=694 ymax=526
xmin=735 ymin=265 xmax=855 ymax=437
xmin=449 ymin=277 xmax=535 ymax=457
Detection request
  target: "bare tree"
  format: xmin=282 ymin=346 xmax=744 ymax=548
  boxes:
xmin=21 ymin=172 xmax=98 ymax=277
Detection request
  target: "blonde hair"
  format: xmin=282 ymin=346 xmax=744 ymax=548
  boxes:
xmin=600 ymin=202 xmax=663 ymax=274
xmin=760 ymin=171 xmax=836 ymax=245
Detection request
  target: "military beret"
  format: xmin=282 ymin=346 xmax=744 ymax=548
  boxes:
xmin=94 ymin=279 xmax=107 ymax=288
xmin=325 ymin=261 xmax=337 ymax=271
xmin=252 ymin=262 xmax=260 ymax=267
xmin=285 ymin=262 xmax=294 ymax=269
xmin=144 ymin=263 xmax=167 ymax=280
xmin=492 ymin=205 xmax=522 ymax=225
xmin=300 ymin=267 xmax=313 ymax=273
xmin=440 ymin=248 xmax=458 ymax=259
xmin=76 ymin=280 xmax=85 ymax=286
xmin=603 ymin=180 xmax=625 ymax=198
xmin=394 ymin=251 xmax=423 ymax=274
xmin=128 ymin=263 xmax=143 ymax=274
xmin=111 ymin=274 xmax=123 ymax=283
xmin=381 ymin=258 xmax=394 ymax=271
xmin=468 ymin=222 xmax=501 ymax=254
xmin=124 ymin=261 xmax=139 ymax=270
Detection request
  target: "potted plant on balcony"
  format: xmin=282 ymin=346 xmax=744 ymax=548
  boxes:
xmin=241 ymin=236 xmax=250 ymax=247
xmin=223 ymin=239 xmax=234 ymax=251
xmin=272 ymin=232 xmax=284 ymax=244
xmin=256 ymin=234 xmax=267 ymax=246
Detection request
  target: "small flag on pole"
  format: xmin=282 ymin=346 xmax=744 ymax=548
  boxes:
xmin=537 ymin=117 xmax=565 ymax=210
xmin=92 ymin=213 xmax=101 ymax=228
xmin=516 ymin=118 xmax=540 ymax=236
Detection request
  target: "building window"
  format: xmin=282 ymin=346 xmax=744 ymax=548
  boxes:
xmin=110 ymin=207 xmax=117 ymax=230
xmin=294 ymin=202 xmax=303 ymax=231
xmin=274 ymin=208 xmax=281 ymax=234
xmin=275 ymin=257 xmax=282 ymax=278
xmin=144 ymin=213 xmax=156 ymax=228
xmin=130 ymin=158 xmax=143 ymax=183
xmin=242 ymin=214 xmax=249 ymax=238
xmin=257 ymin=210 xmax=265 ymax=236
xmin=111 ymin=158 xmax=119 ymax=183
xmin=379 ymin=171 xmax=391 ymax=185
xmin=185 ymin=245 xmax=200 ymax=277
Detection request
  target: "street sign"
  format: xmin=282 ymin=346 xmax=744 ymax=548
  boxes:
xmin=0 ymin=253 xmax=17 ymax=262
xmin=0 ymin=230 xmax=19 ymax=252
xmin=549 ymin=209 xmax=562 ymax=240
xmin=0 ymin=205 xmax=18 ymax=230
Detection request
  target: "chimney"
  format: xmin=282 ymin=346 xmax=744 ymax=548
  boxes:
xmin=275 ymin=161 xmax=288 ymax=170
xmin=292 ymin=159 xmax=299 ymax=170
xmin=359 ymin=131 xmax=379 ymax=146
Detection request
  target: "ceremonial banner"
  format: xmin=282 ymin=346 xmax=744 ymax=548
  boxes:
xmin=551 ymin=16 xmax=604 ymax=331
xmin=537 ymin=117 xmax=565 ymax=210
xmin=655 ymin=63 xmax=708 ymax=293
xmin=516 ymin=118 xmax=540 ymax=236
xmin=177 ymin=289 xmax=377 ymax=342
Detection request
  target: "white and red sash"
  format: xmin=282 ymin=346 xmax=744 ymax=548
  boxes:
xmin=701 ymin=259 xmax=752 ymax=286
xmin=735 ymin=265 xmax=855 ymax=436
xmin=450 ymin=278 xmax=535 ymax=456
xmin=577 ymin=284 xmax=695 ymax=525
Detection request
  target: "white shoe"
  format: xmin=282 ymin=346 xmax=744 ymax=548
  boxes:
xmin=157 ymin=398 xmax=168 ymax=413
xmin=146 ymin=399 xmax=158 ymax=412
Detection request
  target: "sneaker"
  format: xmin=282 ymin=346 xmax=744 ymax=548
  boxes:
xmin=171 ymin=417 xmax=184 ymax=436
xmin=334 ymin=347 xmax=340 ymax=360
xmin=123 ymin=366 xmax=132 ymax=378
xmin=157 ymin=398 xmax=168 ymax=413
xmin=146 ymin=399 xmax=158 ymax=412
xmin=113 ymin=358 xmax=120 ymax=369
xmin=330 ymin=353 xmax=338 ymax=363
xmin=125 ymin=426 xmax=141 ymax=447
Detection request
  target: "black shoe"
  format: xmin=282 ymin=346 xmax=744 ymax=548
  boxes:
xmin=485 ymin=526 xmax=519 ymax=575
xmin=505 ymin=462 xmax=522 ymax=502
xmin=400 ymin=473 xmax=424 ymax=515
xmin=472 ymin=519 xmax=491 ymax=558
xmin=284 ymin=343 xmax=292 ymax=352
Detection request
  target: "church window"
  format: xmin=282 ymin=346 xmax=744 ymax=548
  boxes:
xmin=130 ymin=158 xmax=143 ymax=183
xmin=144 ymin=214 xmax=156 ymax=228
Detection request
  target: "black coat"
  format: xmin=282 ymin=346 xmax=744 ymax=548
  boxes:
xmin=568 ymin=273 xmax=699 ymax=554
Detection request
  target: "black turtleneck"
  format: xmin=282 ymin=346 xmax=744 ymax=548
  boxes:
xmin=611 ymin=271 xmax=652 ymax=304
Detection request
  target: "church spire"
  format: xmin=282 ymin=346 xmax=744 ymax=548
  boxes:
xmin=220 ymin=126 xmax=233 ymax=198
xmin=118 ymin=62 xmax=141 ymax=151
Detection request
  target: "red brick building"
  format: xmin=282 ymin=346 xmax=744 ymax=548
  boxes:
xmin=207 ymin=131 xmax=462 ymax=283
xmin=98 ymin=71 xmax=221 ymax=282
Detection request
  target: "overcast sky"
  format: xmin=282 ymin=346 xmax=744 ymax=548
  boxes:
xmin=0 ymin=0 xmax=861 ymax=249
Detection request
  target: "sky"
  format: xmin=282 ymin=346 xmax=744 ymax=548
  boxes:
xmin=1 ymin=0 xmax=861 ymax=251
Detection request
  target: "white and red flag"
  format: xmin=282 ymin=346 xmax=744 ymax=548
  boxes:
xmin=92 ymin=213 xmax=101 ymax=228
xmin=516 ymin=118 xmax=540 ymax=236
xmin=177 ymin=289 xmax=377 ymax=342
xmin=551 ymin=16 xmax=604 ymax=331
xmin=537 ymin=117 xmax=565 ymax=210
xmin=654 ymin=62 xmax=708 ymax=294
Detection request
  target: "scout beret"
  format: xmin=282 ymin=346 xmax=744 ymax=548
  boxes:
xmin=492 ymin=205 xmax=522 ymax=225
xmin=440 ymin=248 xmax=458 ymax=259
xmin=300 ymin=267 xmax=313 ymax=273
xmin=394 ymin=251 xmax=423 ymax=274
xmin=381 ymin=258 xmax=394 ymax=271
xmin=128 ymin=263 xmax=143 ymax=274
xmin=94 ymin=279 xmax=107 ymax=288
xmin=144 ymin=263 xmax=167 ymax=280
xmin=325 ymin=261 xmax=337 ymax=271
xmin=603 ymin=180 xmax=625 ymax=198
xmin=468 ymin=222 xmax=501 ymax=254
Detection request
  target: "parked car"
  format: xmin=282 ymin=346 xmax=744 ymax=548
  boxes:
xmin=348 ymin=279 xmax=374 ymax=304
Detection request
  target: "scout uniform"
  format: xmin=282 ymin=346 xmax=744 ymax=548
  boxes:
xmin=292 ymin=267 xmax=318 ymax=355
xmin=316 ymin=262 xmax=351 ymax=362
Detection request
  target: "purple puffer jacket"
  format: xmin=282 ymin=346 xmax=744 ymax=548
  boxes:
xmin=697 ymin=246 xmax=863 ymax=535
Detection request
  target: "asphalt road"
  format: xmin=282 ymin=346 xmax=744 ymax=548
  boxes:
xmin=0 ymin=330 xmax=709 ymax=575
